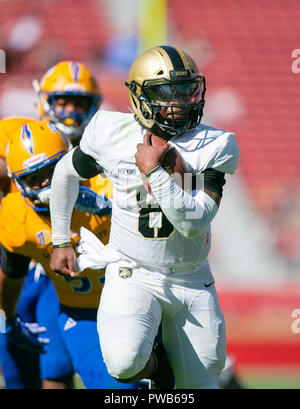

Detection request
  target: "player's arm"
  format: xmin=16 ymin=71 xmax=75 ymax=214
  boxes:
xmin=0 ymin=244 xmax=49 ymax=353
xmin=50 ymin=146 xmax=103 ymax=275
xmin=0 ymin=155 xmax=9 ymax=192
xmin=0 ymin=243 xmax=28 ymax=318
xmin=147 ymin=167 xmax=224 ymax=238
xmin=0 ymin=119 xmax=10 ymax=191
xmin=136 ymin=134 xmax=224 ymax=239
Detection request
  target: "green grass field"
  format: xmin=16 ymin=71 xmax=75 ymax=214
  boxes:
xmin=236 ymin=365 xmax=300 ymax=389
xmin=1 ymin=368 xmax=299 ymax=389
xmin=244 ymin=377 xmax=300 ymax=389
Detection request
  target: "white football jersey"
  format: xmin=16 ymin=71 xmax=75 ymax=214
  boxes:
xmin=80 ymin=110 xmax=240 ymax=269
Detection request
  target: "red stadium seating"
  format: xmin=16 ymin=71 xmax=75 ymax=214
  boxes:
xmin=0 ymin=0 xmax=111 ymax=63
xmin=169 ymin=0 xmax=300 ymax=210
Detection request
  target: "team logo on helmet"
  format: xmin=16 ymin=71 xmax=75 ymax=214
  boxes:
xmin=20 ymin=124 xmax=34 ymax=156
xmin=7 ymin=121 xmax=69 ymax=212
xmin=69 ymin=61 xmax=80 ymax=82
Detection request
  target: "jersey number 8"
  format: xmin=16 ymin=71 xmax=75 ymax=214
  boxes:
xmin=137 ymin=191 xmax=175 ymax=239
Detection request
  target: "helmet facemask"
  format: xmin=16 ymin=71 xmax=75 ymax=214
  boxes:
xmin=44 ymin=92 xmax=101 ymax=144
xmin=127 ymin=75 xmax=206 ymax=139
xmin=12 ymin=152 xmax=65 ymax=212
xmin=33 ymin=61 xmax=102 ymax=146
xmin=126 ymin=46 xmax=207 ymax=140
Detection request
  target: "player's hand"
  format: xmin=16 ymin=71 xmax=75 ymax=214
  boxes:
xmin=6 ymin=316 xmax=50 ymax=354
xmin=135 ymin=132 xmax=169 ymax=175
xmin=50 ymin=247 xmax=78 ymax=277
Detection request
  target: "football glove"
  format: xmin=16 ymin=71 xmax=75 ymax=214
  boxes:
xmin=76 ymin=226 xmax=122 ymax=271
xmin=6 ymin=316 xmax=50 ymax=354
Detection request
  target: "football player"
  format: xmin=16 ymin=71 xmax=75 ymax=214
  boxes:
xmin=34 ymin=61 xmax=101 ymax=148
xmin=34 ymin=61 xmax=113 ymax=198
xmin=0 ymin=61 xmax=109 ymax=388
xmin=49 ymin=45 xmax=240 ymax=389
xmin=0 ymin=118 xmax=74 ymax=389
xmin=0 ymin=121 xmax=138 ymax=389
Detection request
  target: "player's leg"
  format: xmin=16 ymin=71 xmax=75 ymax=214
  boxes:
xmin=57 ymin=306 xmax=140 ymax=389
xmin=219 ymin=355 xmax=244 ymax=389
xmin=0 ymin=265 xmax=41 ymax=389
xmin=162 ymin=278 xmax=226 ymax=389
xmin=36 ymin=277 xmax=74 ymax=389
xmin=97 ymin=263 xmax=162 ymax=382
xmin=0 ymin=332 xmax=41 ymax=389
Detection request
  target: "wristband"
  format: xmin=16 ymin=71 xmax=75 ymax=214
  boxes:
xmin=52 ymin=242 xmax=71 ymax=249
xmin=145 ymin=165 xmax=161 ymax=178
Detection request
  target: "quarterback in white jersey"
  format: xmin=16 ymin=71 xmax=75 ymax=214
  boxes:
xmin=50 ymin=46 xmax=240 ymax=389
xmin=79 ymin=110 xmax=237 ymax=269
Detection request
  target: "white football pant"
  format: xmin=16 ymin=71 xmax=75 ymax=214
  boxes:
xmin=97 ymin=262 xmax=226 ymax=389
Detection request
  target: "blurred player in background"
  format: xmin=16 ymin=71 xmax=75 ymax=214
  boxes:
xmin=34 ymin=61 xmax=113 ymax=199
xmin=0 ymin=121 xmax=139 ymax=389
xmin=0 ymin=117 xmax=74 ymax=389
xmin=33 ymin=61 xmax=101 ymax=149
xmin=49 ymin=45 xmax=240 ymax=389
xmin=0 ymin=61 xmax=110 ymax=388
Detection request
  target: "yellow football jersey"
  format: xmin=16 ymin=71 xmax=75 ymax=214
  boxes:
xmin=0 ymin=116 xmax=36 ymax=193
xmin=81 ymin=173 xmax=113 ymax=199
xmin=0 ymin=191 xmax=111 ymax=309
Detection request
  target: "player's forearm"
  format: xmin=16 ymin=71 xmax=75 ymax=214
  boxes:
xmin=0 ymin=268 xmax=24 ymax=319
xmin=0 ymin=156 xmax=9 ymax=191
xmin=50 ymin=149 xmax=82 ymax=245
xmin=0 ymin=156 xmax=7 ymax=178
xmin=146 ymin=167 xmax=218 ymax=238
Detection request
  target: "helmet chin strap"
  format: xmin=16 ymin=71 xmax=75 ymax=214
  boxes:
xmin=33 ymin=79 xmax=88 ymax=140
xmin=148 ymin=122 xmax=175 ymax=141
xmin=149 ymin=101 xmax=204 ymax=140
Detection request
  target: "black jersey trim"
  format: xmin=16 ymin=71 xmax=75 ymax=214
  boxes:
xmin=192 ymin=168 xmax=226 ymax=197
xmin=72 ymin=146 xmax=103 ymax=179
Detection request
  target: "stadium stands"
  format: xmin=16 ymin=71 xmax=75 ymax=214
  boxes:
xmin=1 ymin=0 xmax=299 ymax=195
xmin=0 ymin=0 xmax=110 ymax=64
xmin=0 ymin=0 xmax=299 ymax=376
xmin=169 ymin=0 xmax=300 ymax=372
xmin=169 ymin=0 xmax=300 ymax=210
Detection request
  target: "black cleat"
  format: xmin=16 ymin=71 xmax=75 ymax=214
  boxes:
xmin=149 ymin=342 xmax=175 ymax=389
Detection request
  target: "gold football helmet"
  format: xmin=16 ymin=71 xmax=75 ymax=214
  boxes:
xmin=33 ymin=61 xmax=101 ymax=142
xmin=6 ymin=121 xmax=69 ymax=212
xmin=125 ymin=45 xmax=206 ymax=139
